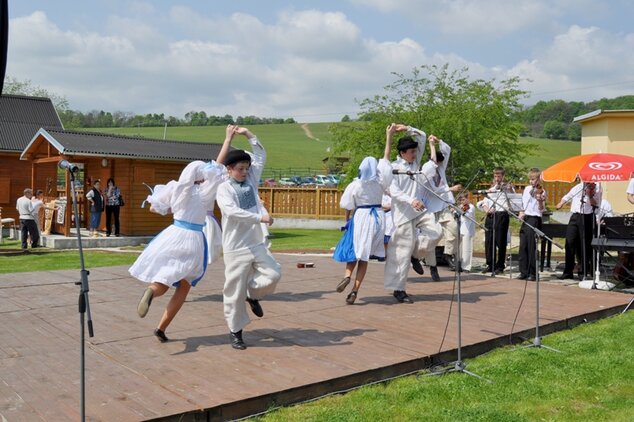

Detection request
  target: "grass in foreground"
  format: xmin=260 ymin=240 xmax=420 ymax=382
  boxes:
xmin=254 ymin=311 xmax=634 ymax=422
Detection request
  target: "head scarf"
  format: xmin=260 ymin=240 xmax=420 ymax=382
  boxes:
xmin=358 ymin=156 xmax=378 ymax=182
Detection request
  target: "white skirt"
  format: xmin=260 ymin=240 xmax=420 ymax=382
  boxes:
xmin=353 ymin=207 xmax=385 ymax=261
xmin=129 ymin=224 xmax=209 ymax=287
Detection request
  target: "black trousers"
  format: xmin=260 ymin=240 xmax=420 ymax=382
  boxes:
xmin=518 ymin=215 xmax=542 ymax=277
xmin=564 ymin=213 xmax=594 ymax=276
xmin=485 ymin=211 xmax=510 ymax=270
xmin=105 ymin=205 xmax=120 ymax=236
xmin=20 ymin=219 xmax=39 ymax=249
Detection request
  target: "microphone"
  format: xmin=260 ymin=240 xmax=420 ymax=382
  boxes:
xmin=392 ymin=169 xmax=416 ymax=175
xmin=58 ymin=160 xmax=79 ymax=172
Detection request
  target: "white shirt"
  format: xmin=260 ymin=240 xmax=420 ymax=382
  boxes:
xmin=16 ymin=196 xmax=34 ymax=220
xmin=562 ymin=182 xmax=602 ymax=214
xmin=340 ymin=159 xmax=392 ymax=210
xmin=419 ymin=139 xmax=453 ymax=213
xmin=31 ymin=198 xmax=44 ymax=220
xmin=521 ymin=185 xmax=546 ymax=217
xmin=597 ymin=199 xmax=613 ymax=223
xmin=388 ymin=126 xmax=426 ymax=226
xmin=216 ymin=136 xmax=267 ymax=252
xmin=460 ymin=204 xmax=476 ymax=236
xmin=627 ymin=178 xmax=634 ymax=195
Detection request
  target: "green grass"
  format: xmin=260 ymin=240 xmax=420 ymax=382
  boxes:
xmin=83 ymin=123 xmax=334 ymax=172
xmin=0 ymin=229 xmax=339 ymax=273
xmin=0 ymin=239 xmax=139 ymax=273
xmin=269 ymin=228 xmax=341 ymax=251
xmin=253 ymin=311 xmax=634 ymax=422
xmin=518 ymin=136 xmax=581 ymax=170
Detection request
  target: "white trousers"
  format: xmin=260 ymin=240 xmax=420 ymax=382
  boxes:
xmin=424 ymin=207 xmax=459 ymax=266
xmin=223 ymin=243 xmax=282 ymax=333
xmin=460 ymin=234 xmax=474 ymax=271
xmin=384 ymin=212 xmax=442 ymax=291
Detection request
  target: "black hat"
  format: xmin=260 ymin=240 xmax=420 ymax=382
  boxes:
xmin=224 ymin=149 xmax=251 ymax=167
xmin=397 ymin=135 xmax=418 ymax=151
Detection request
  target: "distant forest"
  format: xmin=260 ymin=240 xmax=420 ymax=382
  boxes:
xmin=58 ymin=109 xmax=296 ymax=129
xmin=57 ymin=95 xmax=634 ymax=142
xmin=514 ymin=95 xmax=634 ymax=141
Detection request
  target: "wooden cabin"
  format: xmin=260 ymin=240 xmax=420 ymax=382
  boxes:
xmin=20 ymin=128 xmax=224 ymax=236
xmin=0 ymin=94 xmax=64 ymax=222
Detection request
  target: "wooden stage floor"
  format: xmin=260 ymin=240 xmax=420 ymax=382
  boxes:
xmin=1 ymin=254 xmax=632 ymax=421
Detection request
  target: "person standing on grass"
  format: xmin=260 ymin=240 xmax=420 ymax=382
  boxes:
xmin=16 ymin=188 xmax=39 ymax=250
xmin=333 ymin=124 xmax=394 ymax=305
xmin=216 ymin=127 xmax=282 ymax=350
xmin=383 ymin=123 xmax=442 ymax=304
xmin=131 ymin=125 xmax=234 ymax=342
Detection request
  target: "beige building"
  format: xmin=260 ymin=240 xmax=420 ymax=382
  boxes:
xmin=573 ymin=109 xmax=634 ymax=215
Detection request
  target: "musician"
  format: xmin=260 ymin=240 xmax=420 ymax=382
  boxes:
xmin=517 ymin=168 xmax=545 ymax=281
xmin=555 ymin=181 xmax=602 ymax=280
xmin=627 ymin=177 xmax=634 ymax=205
xmin=480 ymin=167 xmax=514 ymax=274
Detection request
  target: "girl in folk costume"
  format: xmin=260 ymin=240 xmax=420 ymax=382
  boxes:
xmin=131 ymin=125 xmax=234 ymax=342
xmin=333 ymin=127 xmax=393 ymax=304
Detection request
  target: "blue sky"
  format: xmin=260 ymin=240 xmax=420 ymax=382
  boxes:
xmin=6 ymin=0 xmax=634 ymax=121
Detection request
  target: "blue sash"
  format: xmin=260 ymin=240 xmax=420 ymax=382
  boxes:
xmin=172 ymin=219 xmax=208 ymax=287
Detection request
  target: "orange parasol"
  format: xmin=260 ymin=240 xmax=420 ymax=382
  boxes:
xmin=541 ymin=153 xmax=634 ymax=183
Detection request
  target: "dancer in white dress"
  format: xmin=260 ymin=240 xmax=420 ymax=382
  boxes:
xmin=131 ymin=125 xmax=235 ymax=342
xmin=334 ymin=127 xmax=393 ymax=304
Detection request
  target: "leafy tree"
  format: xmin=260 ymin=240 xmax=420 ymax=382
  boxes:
xmin=543 ymin=120 xmax=568 ymax=139
xmin=329 ymin=64 xmax=532 ymax=184
xmin=3 ymin=76 xmax=69 ymax=113
xmin=341 ymin=114 xmax=351 ymax=122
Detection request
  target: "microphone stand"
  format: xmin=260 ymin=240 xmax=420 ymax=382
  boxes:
xmin=398 ymin=169 xmax=489 ymax=382
xmin=69 ymin=168 xmax=95 ymax=421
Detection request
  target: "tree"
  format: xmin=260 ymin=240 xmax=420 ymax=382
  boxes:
xmin=543 ymin=120 xmax=568 ymax=140
xmin=329 ymin=64 xmax=532 ymax=184
xmin=3 ymin=76 xmax=69 ymax=113
xmin=341 ymin=114 xmax=351 ymax=122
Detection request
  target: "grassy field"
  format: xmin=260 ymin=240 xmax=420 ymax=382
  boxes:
xmin=84 ymin=125 xmax=580 ymax=176
xmin=254 ymin=311 xmax=634 ymax=422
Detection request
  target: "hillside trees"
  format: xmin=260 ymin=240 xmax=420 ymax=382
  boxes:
xmin=329 ymin=64 xmax=532 ymax=184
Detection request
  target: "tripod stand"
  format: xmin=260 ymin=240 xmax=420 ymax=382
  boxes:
xmin=402 ymin=168 xmax=489 ymax=381
xmin=62 ymin=161 xmax=95 ymax=421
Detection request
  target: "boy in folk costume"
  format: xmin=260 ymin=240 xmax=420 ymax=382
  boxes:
xmin=334 ymin=125 xmax=394 ymax=304
xmin=517 ymin=168 xmax=546 ymax=281
xmin=384 ymin=124 xmax=443 ymax=303
xmin=216 ymin=127 xmax=282 ymax=350
xmin=131 ymin=125 xmax=234 ymax=342
xmin=420 ymin=135 xmax=462 ymax=281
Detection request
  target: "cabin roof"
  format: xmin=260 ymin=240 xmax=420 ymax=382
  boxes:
xmin=0 ymin=94 xmax=63 ymax=152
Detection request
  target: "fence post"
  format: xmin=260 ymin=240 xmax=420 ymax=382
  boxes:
xmin=315 ymin=188 xmax=321 ymax=219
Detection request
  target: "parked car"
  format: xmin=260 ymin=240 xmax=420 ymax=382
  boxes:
xmin=300 ymin=176 xmax=317 ymax=186
xmin=278 ymin=177 xmax=298 ymax=186
xmin=315 ymin=175 xmax=336 ymax=187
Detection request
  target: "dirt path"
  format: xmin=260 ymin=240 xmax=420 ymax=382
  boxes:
xmin=301 ymin=123 xmax=324 ymax=142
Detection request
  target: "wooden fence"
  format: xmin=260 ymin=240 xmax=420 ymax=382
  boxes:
xmin=259 ymin=181 xmax=573 ymax=219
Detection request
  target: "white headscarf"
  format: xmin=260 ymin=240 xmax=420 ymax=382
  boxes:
xmin=358 ymin=156 xmax=378 ymax=182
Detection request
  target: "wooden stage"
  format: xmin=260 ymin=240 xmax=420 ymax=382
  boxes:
xmin=1 ymin=254 xmax=632 ymax=421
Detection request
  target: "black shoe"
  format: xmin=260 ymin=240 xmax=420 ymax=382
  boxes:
xmin=517 ymin=274 xmax=528 ymax=280
xmin=444 ymin=254 xmax=455 ymax=271
xmin=527 ymin=275 xmax=536 ymax=281
xmin=154 ymin=328 xmax=169 ymax=343
xmin=336 ymin=276 xmax=351 ymax=293
xmin=557 ymin=273 xmax=575 ymax=280
xmin=430 ymin=266 xmax=440 ymax=282
xmin=230 ymin=330 xmax=247 ymax=350
xmin=411 ymin=257 xmax=425 ymax=275
xmin=346 ymin=291 xmax=357 ymax=305
xmin=393 ymin=290 xmax=413 ymax=303
xmin=481 ymin=267 xmax=492 ymax=274
xmin=495 ymin=266 xmax=505 ymax=273
xmin=246 ymin=298 xmax=264 ymax=317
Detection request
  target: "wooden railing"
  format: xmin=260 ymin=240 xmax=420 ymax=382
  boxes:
xmin=259 ymin=181 xmax=573 ymax=220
